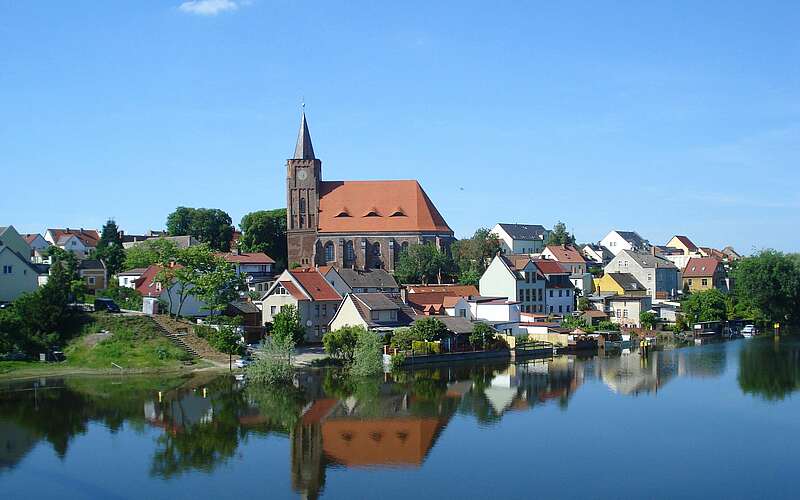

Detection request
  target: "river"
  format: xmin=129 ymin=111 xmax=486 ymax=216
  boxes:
xmin=2 ymin=335 xmax=799 ymax=499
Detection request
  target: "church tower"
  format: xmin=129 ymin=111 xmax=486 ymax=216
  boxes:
xmin=286 ymin=112 xmax=321 ymax=267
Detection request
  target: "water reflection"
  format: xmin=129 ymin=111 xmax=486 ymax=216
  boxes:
xmin=1 ymin=336 xmax=799 ymax=498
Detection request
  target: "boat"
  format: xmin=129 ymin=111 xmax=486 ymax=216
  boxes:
xmin=741 ymin=324 xmax=757 ymax=338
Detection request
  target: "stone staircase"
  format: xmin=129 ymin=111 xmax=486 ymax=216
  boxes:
xmin=149 ymin=315 xmax=233 ymax=364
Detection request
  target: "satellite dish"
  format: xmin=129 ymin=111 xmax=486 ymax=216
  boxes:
xmin=306 ymin=320 xmax=312 ymax=327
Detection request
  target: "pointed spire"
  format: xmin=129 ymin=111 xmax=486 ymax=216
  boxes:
xmin=293 ymin=111 xmax=315 ymax=160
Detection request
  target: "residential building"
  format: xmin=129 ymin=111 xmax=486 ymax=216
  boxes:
xmin=285 ymin=113 xmax=454 ymax=271
xmin=490 ymin=223 xmax=550 ymax=254
xmin=0 ymin=226 xmax=38 ymax=302
xmin=119 ymin=230 xmax=166 ymax=247
xmin=22 ymin=234 xmax=50 ymax=263
xmin=217 ymin=250 xmax=276 ymax=294
xmin=665 ymin=235 xmax=699 ymax=255
xmin=682 ymin=257 xmax=728 ymax=292
xmin=582 ymin=244 xmax=613 ymax=266
xmin=542 ymin=244 xmax=590 ymax=293
xmin=479 ymin=254 xmax=546 ymax=315
xmin=118 ymin=268 xmax=147 ymax=289
xmin=722 ymin=246 xmax=741 ymax=262
xmin=78 ymin=260 xmax=107 ymax=293
xmin=593 ymin=272 xmax=648 ymax=297
xmin=321 ymin=266 xmax=400 ymax=296
xmin=45 ymin=228 xmax=99 ymax=259
xmin=328 ymin=293 xmax=416 ymax=334
xmin=535 ymin=259 xmax=575 ymax=316
xmin=134 ymin=264 xmax=209 ymax=317
xmin=260 ymin=268 xmax=342 ymax=342
xmin=468 ymin=297 xmax=522 ymax=334
xmin=607 ymin=295 xmax=653 ymax=328
xmin=599 ymin=230 xmax=650 ymax=256
xmin=604 ymin=249 xmax=680 ymax=301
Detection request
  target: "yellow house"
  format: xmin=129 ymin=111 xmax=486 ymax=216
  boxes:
xmin=666 ymin=235 xmax=699 ymax=255
xmin=594 ymin=272 xmax=647 ymax=296
xmin=682 ymin=257 xmax=727 ymax=292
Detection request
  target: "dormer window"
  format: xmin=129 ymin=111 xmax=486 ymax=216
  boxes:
xmin=389 ymin=208 xmax=406 ymax=217
xmin=363 ymin=209 xmax=381 ymax=217
xmin=335 ymin=208 xmax=351 ymax=217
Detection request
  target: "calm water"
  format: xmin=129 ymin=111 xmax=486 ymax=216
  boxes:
xmin=2 ymin=336 xmax=800 ymax=500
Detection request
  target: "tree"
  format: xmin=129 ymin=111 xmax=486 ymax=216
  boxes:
xmin=166 ymin=206 xmax=235 ymax=251
xmin=731 ymin=250 xmax=800 ymax=324
xmin=681 ymin=289 xmax=728 ymax=325
xmin=195 ymin=256 xmax=246 ymax=317
xmin=350 ymin=329 xmax=383 ymax=377
xmin=95 ymin=219 xmax=126 ymax=276
xmin=205 ymin=320 xmax=242 ymax=371
xmin=451 ymin=228 xmax=501 ymax=281
xmin=577 ymin=297 xmax=590 ymax=311
xmin=322 ymin=325 xmax=363 ymax=362
xmin=394 ymin=243 xmax=453 ymax=284
xmin=469 ymin=322 xmax=494 ymax=350
xmin=124 ymin=238 xmax=179 ymax=270
xmin=597 ymin=320 xmax=620 ymax=331
xmin=546 ymin=221 xmax=575 ymax=246
xmin=272 ymin=305 xmax=305 ymax=346
xmin=410 ymin=317 xmax=447 ymax=342
xmin=239 ymin=209 xmax=287 ymax=269
xmin=639 ymin=311 xmax=657 ymax=330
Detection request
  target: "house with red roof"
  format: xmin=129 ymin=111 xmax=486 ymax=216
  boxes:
xmin=665 ymin=235 xmax=699 ymax=255
xmin=44 ymin=228 xmax=100 ymax=259
xmin=134 ymin=264 xmax=210 ymax=317
xmin=284 ymin=113 xmax=454 ymax=271
xmin=542 ymin=244 xmax=592 ymax=293
xmin=682 ymin=257 xmax=728 ymax=293
xmin=259 ymin=268 xmax=342 ymax=342
xmin=22 ymin=233 xmax=50 ymax=263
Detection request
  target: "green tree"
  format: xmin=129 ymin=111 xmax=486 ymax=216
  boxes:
xmin=205 ymin=319 xmax=243 ymax=371
xmin=166 ymin=206 xmax=235 ymax=251
xmin=410 ymin=317 xmax=447 ymax=342
xmin=350 ymin=329 xmax=383 ymax=377
xmin=272 ymin=305 xmax=305 ymax=346
xmin=389 ymin=327 xmax=422 ymax=351
xmin=195 ymin=256 xmax=246 ymax=317
xmin=124 ymin=237 xmax=179 ymax=270
xmin=577 ymin=297 xmax=589 ymax=311
xmin=639 ymin=311 xmax=657 ymax=330
xmin=322 ymin=325 xmax=363 ymax=362
xmin=239 ymin=209 xmax=287 ymax=269
xmin=731 ymin=250 xmax=800 ymax=324
xmin=94 ymin=219 xmax=126 ymax=276
xmin=394 ymin=243 xmax=453 ymax=284
xmin=682 ymin=289 xmax=728 ymax=325
xmin=451 ymin=228 xmax=501 ymax=280
xmin=469 ymin=322 xmax=494 ymax=350
xmin=546 ymin=221 xmax=576 ymax=246
xmin=597 ymin=320 xmax=620 ymax=331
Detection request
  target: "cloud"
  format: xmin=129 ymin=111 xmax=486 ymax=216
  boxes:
xmin=178 ymin=0 xmax=242 ymax=16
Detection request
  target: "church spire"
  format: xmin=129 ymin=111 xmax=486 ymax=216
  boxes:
xmin=293 ymin=111 xmax=315 ymax=160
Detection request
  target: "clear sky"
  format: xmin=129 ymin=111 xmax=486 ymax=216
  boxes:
xmin=2 ymin=1 xmax=798 ymax=253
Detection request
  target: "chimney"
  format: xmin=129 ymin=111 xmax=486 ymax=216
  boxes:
xmin=400 ymin=287 xmax=408 ymax=304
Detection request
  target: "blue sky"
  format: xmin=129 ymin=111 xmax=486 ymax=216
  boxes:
xmin=1 ymin=1 xmax=798 ymax=253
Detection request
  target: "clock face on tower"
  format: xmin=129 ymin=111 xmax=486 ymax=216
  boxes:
xmin=297 ymin=169 xmax=308 ymax=181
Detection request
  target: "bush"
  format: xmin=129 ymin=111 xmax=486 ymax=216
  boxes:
xmin=97 ymin=283 xmax=143 ymax=311
xmin=410 ymin=317 xmax=447 ymax=341
xmin=322 ymin=325 xmax=362 ymax=362
xmin=469 ymin=322 xmax=494 ymax=350
xmin=390 ymin=327 xmax=422 ymax=351
xmin=412 ymin=340 xmax=441 ymax=355
xmin=272 ymin=305 xmax=305 ymax=346
xmin=389 ymin=353 xmax=406 ymax=371
xmin=247 ymin=338 xmax=294 ymax=384
xmin=597 ymin=320 xmax=620 ymax=331
xmin=350 ymin=329 xmax=383 ymax=377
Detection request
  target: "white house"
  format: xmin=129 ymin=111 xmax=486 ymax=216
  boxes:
xmin=0 ymin=226 xmax=38 ymax=302
xmin=45 ymin=228 xmax=99 ymax=259
xmin=134 ymin=265 xmax=209 ymax=317
xmin=22 ymin=234 xmax=50 ymax=263
xmin=479 ymin=254 xmax=546 ymax=315
xmin=490 ymin=223 xmax=550 ymax=255
xmin=582 ymin=244 xmax=613 ymax=266
xmin=118 ymin=268 xmax=147 ymax=289
xmin=599 ymin=230 xmax=650 ymax=256
xmin=535 ymin=259 xmax=575 ymax=316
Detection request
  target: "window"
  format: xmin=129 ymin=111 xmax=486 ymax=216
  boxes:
xmin=688 ymin=279 xmax=693 ymax=286
xmin=538 ymin=289 xmax=543 ymax=301
xmin=458 ymin=309 xmax=466 ymax=317
xmin=549 ymin=306 xmax=553 ymax=313
xmin=566 ymin=289 xmax=570 ymax=297
xmin=558 ymin=290 xmax=563 ymax=297
xmin=88 ymin=276 xmax=96 ymax=285
xmin=558 ymin=305 xmax=563 ymax=313
xmin=371 ymin=311 xmax=380 ymax=320
xmin=324 ymin=242 xmax=334 ymax=262
xmin=270 ymin=306 xmax=277 ymax=315
xmin=322 ymin=304 xmax=327 ymax=316
xmin=372 ymin=242 xmax=381 ymax=256
xmin=2 ymin=265 xmax=11 ymax=274
xmin=566 ymin=305 xmax=571 ymax=312
xmin=549 ymin=290 xmax=553 ymax=297
xmin=390 ymin=310 xmax=397 ymax=320
xmin=345 ymin=241 xmax=355 ymax=262
xmin=623 ymin=309 xmax=628 ymax=318
xmin=321 ymin=326 xmax=327 ymax=334
xmin=315 ymin=304 xmax=320 ymax=317
xmin=701 ymin=279 xmax=708 ymax=286
xmin=299 ymin=198 xmax=306 ymax=214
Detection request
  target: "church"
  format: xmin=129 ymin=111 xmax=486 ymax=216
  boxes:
xmin=286 ymin=113 xmax=454 ymax=271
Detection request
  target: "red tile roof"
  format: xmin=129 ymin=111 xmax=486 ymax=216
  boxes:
xmin=317 ymin=180 xmax=452 ymax=234
xmin=533 ymin=259 xmax=568 ymax=275
xmin=217 ymin=252 xmax=275 ymax=264
xmin=406 ymin=284 xmax=479 ymax=296
xmin=290 ymin=268 xmax=341 ymax=301
xmin=279 ymin=280 xmax=305 ymax=300
xmin=545 ymin=245 xmax=586 ymax=264
xmin=22 ymin=234 xmax=41 ymax=244
xmin=49 ymin=228 xmax=100 ymax=247
xmin=672 ymin=235 xmax=698 ymax=252
xmin=135 ymin=264 xmax=165 ymax=297
xmin=683 ymin=258 xmax=721 ymax=278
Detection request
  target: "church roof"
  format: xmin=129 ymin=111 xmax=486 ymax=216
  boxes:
xmin=317 ymin=180 xmax=452 ymax=234
xmin=294 ymin=112 xmax=315 ymax=160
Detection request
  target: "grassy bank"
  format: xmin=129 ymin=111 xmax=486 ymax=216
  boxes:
xmin=0 ymin=313 xmax=213 ymax=380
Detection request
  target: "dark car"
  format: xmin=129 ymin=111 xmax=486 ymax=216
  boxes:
xmin=94 ymin=298 xmax=121 ymax=313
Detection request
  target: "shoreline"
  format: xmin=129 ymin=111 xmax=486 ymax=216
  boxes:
xmin=0 ymin=360 xmax=230 ymax=383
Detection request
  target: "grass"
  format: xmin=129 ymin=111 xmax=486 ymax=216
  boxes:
xmin=0 ymin=313 xmax=199 ymax=379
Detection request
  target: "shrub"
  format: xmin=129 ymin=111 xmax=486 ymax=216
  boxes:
xmin=390 ymin=327 xmax=422 ymax=351
xmin=412 ymin=340 xmax=441 ymax=355
xmin=389 ymin=353 xmax=406 ymax=371
xmin=469 ymin=322 xmax=494 ymax=350
xmin=97 ymin=283 xmax=143 ymax=311
xmin=247 ymin=338 xmax=294 ymax=384
xmin=322 ymin=325 xmax=362 ymax=362
xmin=272 ymin=305 xmax=305 ymax=346
xmin=597 ymin=320 xmax=620 ymax=331
xmin=350 ymin=329 xmax=383 ymax=377
xmin=410 ymin=317 xmax=447 ymax=341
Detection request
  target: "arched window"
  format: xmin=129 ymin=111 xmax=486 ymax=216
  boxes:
xmin=401 ymin=242 xmax=409 ymax=253
xmin=324 ymin=242 xmax=334 ymax=262
xmin=299 ymin=198 xmax=306 ymax=214
xmin=372 ymin=242 xmax=381 ymax=256
xmin=345 ymin=241 xmax=355 ymax=263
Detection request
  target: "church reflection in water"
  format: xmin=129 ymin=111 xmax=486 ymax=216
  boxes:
xmin=2 ymin=337 xmax=799 ymax=498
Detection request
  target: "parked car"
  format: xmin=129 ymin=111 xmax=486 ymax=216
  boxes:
xmin=94 ymin=298 xmax=121 ymax=313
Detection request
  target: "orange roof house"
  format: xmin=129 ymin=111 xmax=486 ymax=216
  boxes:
xmin=285 ymin=113 xmax=454 ymax=271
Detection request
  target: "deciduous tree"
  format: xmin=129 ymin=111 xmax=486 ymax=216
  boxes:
xmin=166 ymin=206 xmax=235 ymax=251
xmin=546 ymin=221 xmax=576 ymax=246
xmin=239 ymin=209 xmax=287 ymax=269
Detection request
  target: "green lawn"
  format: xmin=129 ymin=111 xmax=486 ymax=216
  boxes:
xmin=1 ymin=313 xmax=195 ymax=378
